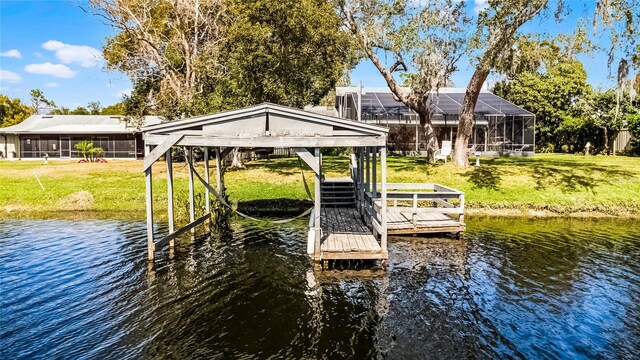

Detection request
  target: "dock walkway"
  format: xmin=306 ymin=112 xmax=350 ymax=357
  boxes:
xmin=320 ymin=207 xmax=386 ymax=260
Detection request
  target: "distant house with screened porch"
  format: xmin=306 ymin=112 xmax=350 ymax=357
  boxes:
xmin=333 ymin=87 xmax=535 ymax=156
xmin=0 ymin=115 xmax=162 ymax=160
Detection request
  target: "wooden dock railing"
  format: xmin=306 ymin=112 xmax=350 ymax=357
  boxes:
xmin=351 ymin=154 xmax=465 ymax=236
xmin=370 ymin=183 xmax=465 ymax=235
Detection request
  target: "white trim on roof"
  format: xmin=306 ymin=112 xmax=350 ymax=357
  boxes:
xmin=143 ymin=103 xmax=389 ymax=135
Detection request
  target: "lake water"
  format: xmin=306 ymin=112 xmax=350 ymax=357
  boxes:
xmin=1 ymin=217 xmax=639 ymax=359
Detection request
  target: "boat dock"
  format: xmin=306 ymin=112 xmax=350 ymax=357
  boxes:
xmin=141 ymin=103 xmax=465 ymax=268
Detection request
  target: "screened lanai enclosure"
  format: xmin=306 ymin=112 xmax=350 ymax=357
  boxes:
xmin=336 ymin=87 xmax=535 ymax=156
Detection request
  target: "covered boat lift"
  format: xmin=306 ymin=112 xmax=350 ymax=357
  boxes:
xmin=142 ymin=103 xmax=391 ymax=264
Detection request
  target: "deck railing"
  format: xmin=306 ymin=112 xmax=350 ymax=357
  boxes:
xmin=372 ymin=183 xmax=465 ymax=226
xmin=351 ymin=153 xmax=465 ymax=237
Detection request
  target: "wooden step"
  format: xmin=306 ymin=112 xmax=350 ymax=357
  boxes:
xmin=322 ymin=201 xmax=357 ymax=207
xmin=323 ymin=190 xmax=355 ymax=195
xmin=322 ymin=183 xmax=354 ymax=188
xmin=323 ymin=196 xmax=355 ymax=201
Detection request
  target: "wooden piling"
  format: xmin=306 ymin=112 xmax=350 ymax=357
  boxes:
xmin=204 ymin=147 xmax=210 ymax=214
xmin=166 ymin=149 xmax=175 ymax=249
xmin=145 ymin=146 xmax=154 ymax=261
xmin=314 ymin=147 xmax=322 ymax=260
xmin=187 ymin=147 xmax=195 ymax=235
xmin=380 ymin=146 xmax=387 ymax=253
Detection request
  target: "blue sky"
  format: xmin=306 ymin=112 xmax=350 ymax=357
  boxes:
xmin=0 ymin=0 xmax=627 ymax=109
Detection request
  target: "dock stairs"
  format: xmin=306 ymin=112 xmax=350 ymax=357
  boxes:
xmin=322 ymin=178 xmax=356 ymax=207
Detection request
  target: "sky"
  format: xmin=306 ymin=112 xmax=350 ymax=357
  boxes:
xmin=0 ymin=0 xmax=628 ymax=109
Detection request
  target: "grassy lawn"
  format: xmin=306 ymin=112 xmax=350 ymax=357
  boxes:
xmin=1 ymin=153 xmax=639 ymax=219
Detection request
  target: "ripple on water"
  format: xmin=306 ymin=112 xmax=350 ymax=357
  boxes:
xmin=0 ymin=217 xmax=639 ymax=359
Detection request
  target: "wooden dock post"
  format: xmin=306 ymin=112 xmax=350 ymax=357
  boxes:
xmin=365 ymin=146 xmax=371 ymax=225
xmin=365 ymin=146 xmax=370 ymax=195
xmin=187 ymin=147 xmax=195 ymax=235
xmin=166 ymin=149 xmax=175 ymax=249
xmin=215 ymin=147 xmax=223 ymax=192
xmin=204 ymin=147 xmax=210 ymax=214
xmin=380 ymin=146 xmax=388 ymax=253
xmin=314 ymin=147 xmax=322 ymax=260
xmin=372 ymin=148 xmax=377 ymax=203
xmin=145 ymin=145 xmax=154 ymax=261
xmin=358 ymin=148 xmax=365 ymax=215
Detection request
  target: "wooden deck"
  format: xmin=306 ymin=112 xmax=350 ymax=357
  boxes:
xmin=320 ymin=207 xmax=387 ymax=260
xmin=386 ymin=209 xmax=465 ymax=235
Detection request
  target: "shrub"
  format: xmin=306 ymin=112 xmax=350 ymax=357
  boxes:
xmin=74 ymin=140 xmax=104 ymax=162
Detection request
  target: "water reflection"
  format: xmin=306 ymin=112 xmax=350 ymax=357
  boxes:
xmin=0 ymin=217 xmax=638 ymax=359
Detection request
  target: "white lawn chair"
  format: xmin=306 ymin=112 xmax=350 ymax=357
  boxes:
xmin=435 ymin=140 xmax=452 ymax=163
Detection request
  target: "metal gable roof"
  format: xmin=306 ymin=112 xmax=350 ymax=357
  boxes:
xmin=0 ymin=115 xmax=163 ymax=134
xmin=143 ymin=103 xmax=389 ymax=136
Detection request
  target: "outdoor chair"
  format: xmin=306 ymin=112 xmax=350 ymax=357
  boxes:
xmin=434 ymin=140 xmax=452 ymax=163
xmin=513 ymin=145 xmax=529 ymax=154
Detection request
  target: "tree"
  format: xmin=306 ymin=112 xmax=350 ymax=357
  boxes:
xmin=87 ymin=101 xmax=102 ymax=115
xmin=30 ymin=89 xmax=56 ymax=115
xmin=338 ymin=0 xmax=469 ymax=160
xmin=51 ymin=106 xmax=91 ymax=115
xmin=213 ymin=0 xmax=355 ymax=168
xmin=576 ymin=89 xmax=635 ymax=154
xmin=452 ymin=0 xmax=552 ymax=166
xmin=93 ymin=0 xmax=354 ymax=168
xmin=88 ymin=0 xmax=227 ymax=120
xmin=0 ymin=94 xmax=33 ymax=128
xmin=493 ymin=60 xmax=591 ymax=152
xmin=100 ymin=102 xmax=125 ymax=115
xmin=207 ymin=0 xmax=355 ymax=111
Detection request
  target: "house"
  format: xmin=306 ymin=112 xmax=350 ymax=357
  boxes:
xmin=0 ymin=115 xmax=162 ymax=159
xmin=334 ymin=87 xmax=535 ymax=156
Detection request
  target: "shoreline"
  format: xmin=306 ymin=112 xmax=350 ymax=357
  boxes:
xmin=2 ymin=205 xmax=638 ymax=221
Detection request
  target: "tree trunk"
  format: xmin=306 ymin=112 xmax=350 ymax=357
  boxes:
xmin=453 ymin=68 xmax=490 ymax=167
xmin=419 ymin=113 xmax=438 ymax=162
xmin=603 ymin=127 xmax=609 ymax=155
xmin=230 ymin=147 xmax=245 ymax=169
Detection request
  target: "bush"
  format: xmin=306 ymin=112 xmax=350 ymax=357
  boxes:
xmin=321 ymin=147 xmax=348 ymax=156
xmin=74 ymin=140 xmax=103 ymax=162
xmin=537 ymin=144 xmax=555 ymax=153
xmin=627 ymin=114 xmax=640 ymax=156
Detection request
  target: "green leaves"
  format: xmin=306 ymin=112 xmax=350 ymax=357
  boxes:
xmin=0 ymin=94 xmax=33 ymax=128
xmin=95 ymin=0 xmax=352 ymax=119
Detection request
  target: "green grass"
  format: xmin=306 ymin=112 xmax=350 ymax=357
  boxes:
xmin=1 ymin=153 xmax=639 ymax=219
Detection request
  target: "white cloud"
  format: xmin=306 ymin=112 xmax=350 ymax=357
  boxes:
xmin=0 ymin=50 xmax=22 ymax=58
xmin=474 ymin=0 xmax=488 ymax=13
xmin=44 ymin=82 xmax=59 ymax=88
xmin=34 ymin=52 xmax=43 ymax=58
xmin=114 ymin=88 xmax=132 ymax=98
xmin=24 ymin=62 xmax=76 ymax=78
xmin=42 ymin=40 xmax=101 ymax=68
xmin=0 ymin=70 xmax=21 ymax=83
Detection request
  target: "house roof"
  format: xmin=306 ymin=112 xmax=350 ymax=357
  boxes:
xmin=336 ymin=87 xmax=534 ymax=117
xmin=0 ymin=115 xmax=163 ymax=135
xmin=143 ymin=103 xmax=389 ymax=148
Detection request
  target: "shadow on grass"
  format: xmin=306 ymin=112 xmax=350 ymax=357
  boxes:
xmin=386 ymin=155 xmax=433 ymax=175
xmin=241 ymin=156 xmax=350 ymax=176
xmin=463 ymin=163 xmax=503 ymax=191
xmin=463 ymin=156 xmax=637 ymax=194
xmin=528 ymin=159 xmax=636 ymax=194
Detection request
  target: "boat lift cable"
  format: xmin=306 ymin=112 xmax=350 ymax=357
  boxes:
xmin=185 ymin=151 xmax=313 ymax=224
